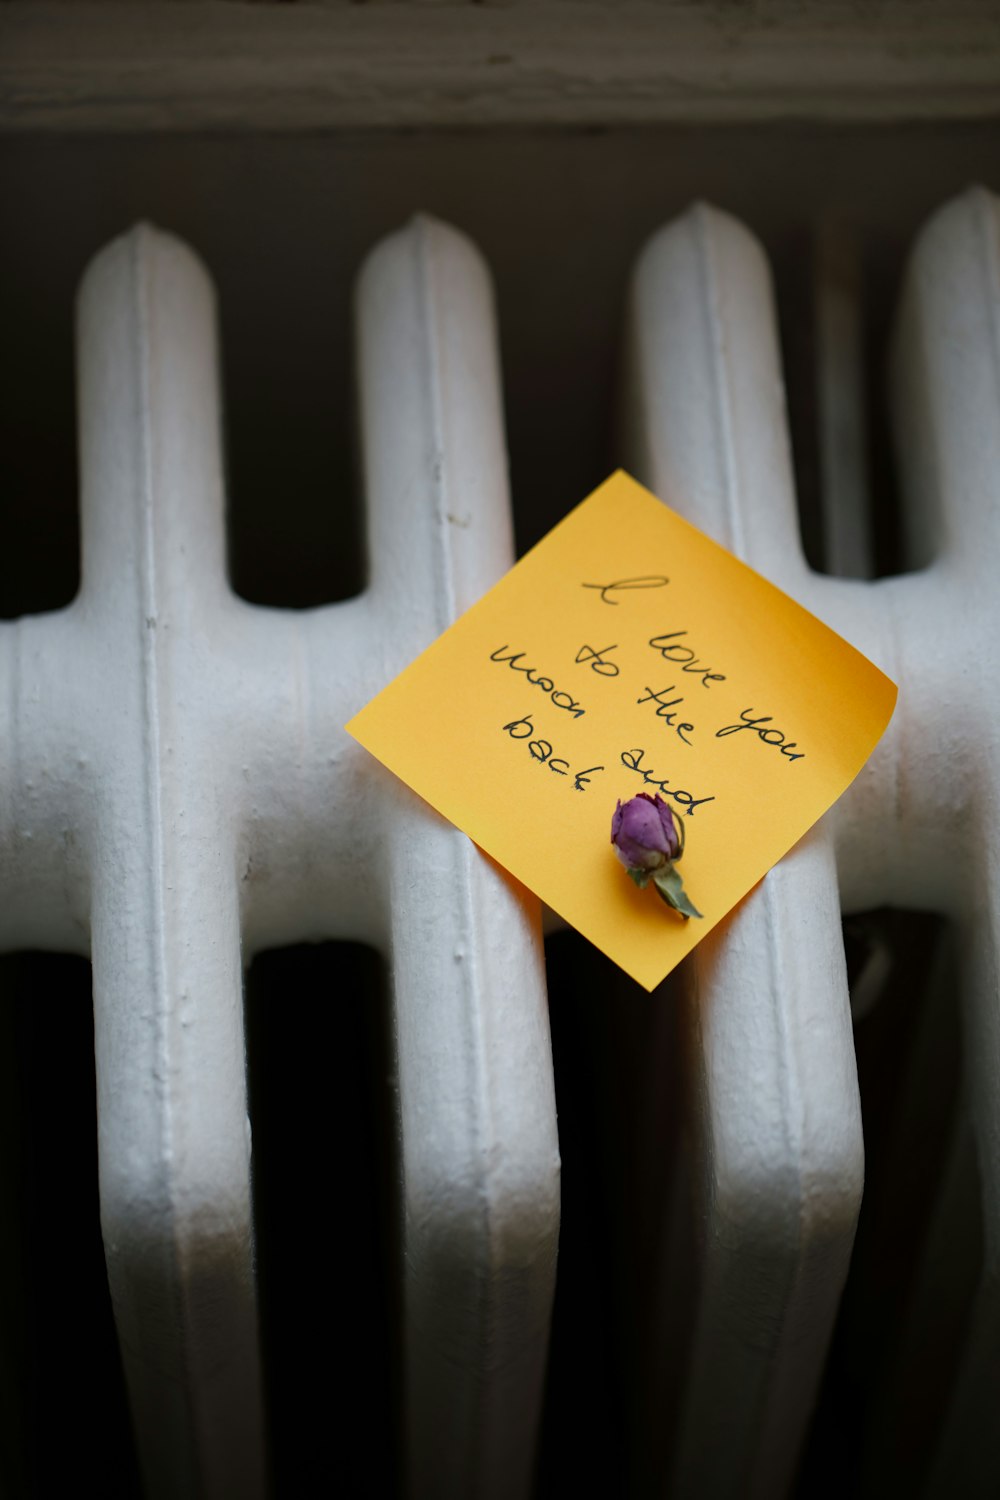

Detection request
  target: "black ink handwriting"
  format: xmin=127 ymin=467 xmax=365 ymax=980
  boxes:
xmin=620 ymin=747 xmax=715 ymax=814
xmin=582 ymin=576 xmax=668 ymax=606
xmin=490 ymin=646 xmax=585 ymax=718
xmin=715 ymin=708 xmax=805 ymax=762
xmin=575 ymin=643 xmax=620 ymax=677
xmin=648 ymin=631 xmax=726 ymax=688
xmin=502 ymin=714 xmax=604 ymax=791
xmin=636 ymin=686 xmax=695 ymax=746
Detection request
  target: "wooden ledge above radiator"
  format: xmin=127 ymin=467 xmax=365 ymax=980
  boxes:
xmin=2 ymin=1 xmax=1000 ymax=135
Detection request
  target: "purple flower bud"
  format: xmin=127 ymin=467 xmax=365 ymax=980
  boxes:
xmin=611 ymin=793 xmax=680 ymax=871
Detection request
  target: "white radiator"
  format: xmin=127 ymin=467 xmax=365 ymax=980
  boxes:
xmin=1 ymin=185 xmax=997 ymax=1498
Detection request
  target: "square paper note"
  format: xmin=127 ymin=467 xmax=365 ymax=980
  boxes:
xmin=347 ymin=471 xmax=897 ymax=990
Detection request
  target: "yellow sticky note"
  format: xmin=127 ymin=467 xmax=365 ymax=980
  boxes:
xmin=347 ymin=471 xmax=897 ymax=990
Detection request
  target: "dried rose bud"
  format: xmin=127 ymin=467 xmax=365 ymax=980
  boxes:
xmin=611 ymin=793 xmax=680 ymax=869
xmin=611 ymin=793 xmax=701 ymax=920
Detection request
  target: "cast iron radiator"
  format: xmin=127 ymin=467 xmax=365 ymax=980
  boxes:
xmin=1 ymin=184 xmax=997 ymax=1498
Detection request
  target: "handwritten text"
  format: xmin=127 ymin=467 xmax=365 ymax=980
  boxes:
xmin=648 ymin=631 xmax=726 ymax=689
xmin=620 ymin=747 xmax=716 ymax=814
xmin=503 ymin=714 xmax=604 ymax=791
xmin=715 ymin=708 xmax=805 ymax=762
xmin=636 ymin=686 xmax=695 ymax=745
xmin=583 ymin=576 xmax=668 ymax=606
xmin=575 ymin=643 xmax=620 ymax=677
xmin=490 ymin=646 xmax=585 ymax=718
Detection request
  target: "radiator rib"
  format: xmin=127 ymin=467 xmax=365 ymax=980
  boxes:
xmin=623 ymin=186 xmax=1000 ymax=1495
xmin=625 ymin=201 xmax=865 ymax=1499
xmin=0 ymin=216 xmax=560 ymax=1500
